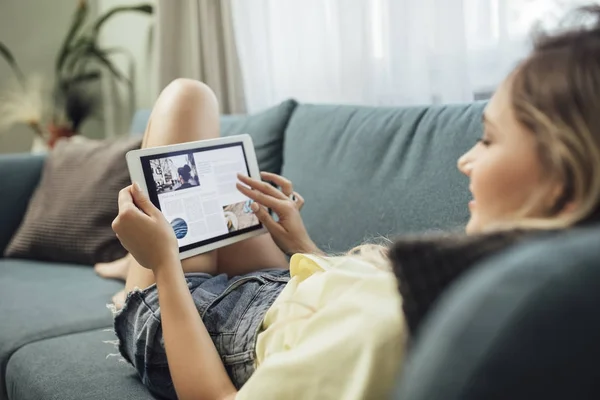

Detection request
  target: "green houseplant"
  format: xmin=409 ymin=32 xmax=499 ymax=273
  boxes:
xmin=0 ymin=1 xmax=153 ymax=149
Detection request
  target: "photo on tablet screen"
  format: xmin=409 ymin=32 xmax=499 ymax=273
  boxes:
xmin=149 ymin=154 xmax=200 ymax=194
xmin=223 ymin=200 xmax=259 ymax=233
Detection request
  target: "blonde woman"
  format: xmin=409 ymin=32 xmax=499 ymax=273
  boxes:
xmin=110 ymin=7 xmax=600 ymax=400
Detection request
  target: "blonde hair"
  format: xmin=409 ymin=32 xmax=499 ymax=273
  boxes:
xmin=346 ymin=242 xmax=392 ymax=272
xmin=503 ymin=5 xmax=600 ymax=230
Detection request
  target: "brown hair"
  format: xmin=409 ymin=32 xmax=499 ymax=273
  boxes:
xmin=509 ymin=5 xmax=600 ymax=228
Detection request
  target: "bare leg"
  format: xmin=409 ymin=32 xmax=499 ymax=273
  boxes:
xmin=94 ymin=254 xmax=131 ymax=280
xmin=122 ymin=79 xmax=287 ymax=298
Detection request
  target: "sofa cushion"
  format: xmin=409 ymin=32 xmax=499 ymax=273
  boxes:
xmin=0 ymin=154 xmax=44 ymax=255
xmin=6 ymin=330 xmax=152 ymax=400
xmin=221 ymin=99 xmax=298 ymax=174
xmin=394 ymin=225 xmax=600 ymax=400
xmin=281 ymin=102 xmax=486 ymax=252
xmin=0 ymin=259 xmax=122 ymax=400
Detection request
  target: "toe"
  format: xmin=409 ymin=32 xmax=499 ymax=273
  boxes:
xmin=112 ymin=289 xmax=126 ymax=311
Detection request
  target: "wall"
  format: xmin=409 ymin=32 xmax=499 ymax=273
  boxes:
xmin=97 ymin=0 xmax=156 ymax=137
xmin=0 ymin=0 xmax=104 ymax=154
xmin=0 ymin=0 xmax=155 ymax=153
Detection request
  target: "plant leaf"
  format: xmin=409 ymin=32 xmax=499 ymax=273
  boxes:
xmin=89 ymin=46 xmax=128 ymax=83
xmin=66 ymin=71 xmax=102 ymax=86
xmin=56 ymin=1 xmax=89 ymax=74
xmin=104 ymin=47 xmax=136 ymax=120
xmin=0 ymin=41 xmax=25 ymax=85
xmin=62 ymin=37 xmax=94 ymax=78
xmin=92 ymin=4 xmax=153 ymax=36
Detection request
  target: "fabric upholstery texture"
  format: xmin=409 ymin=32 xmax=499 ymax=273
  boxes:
xmin=0 ymin=259 xmax=122 ymax=400
xmin=220 ymin=99 xmax=298 ymax=174
xmin=6 ymin=330 xmax=152 ymax=400
xmin=4 ymin=137 xmax=142 ymax=265
xmin=395 ymin=225 xmax=600 ymax=400
xmin=129 ymin=109 xmax=152 ymax=135
xmin=281 ymin=102 xmax=486 ymax=252
xmin=0 ymin=154 xmax=45 ymax=255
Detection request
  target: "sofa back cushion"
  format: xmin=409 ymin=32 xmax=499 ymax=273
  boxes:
xmin=280 ymin=102 xmax=485 ymax=253
xmin=394 ymin=224 xmax=600 ymax=400
xmin=220 ymin=99 xmax=298 ymax=174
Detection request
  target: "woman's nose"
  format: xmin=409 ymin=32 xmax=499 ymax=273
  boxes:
xmin=457 ymin=151 xmax=473 ymax=177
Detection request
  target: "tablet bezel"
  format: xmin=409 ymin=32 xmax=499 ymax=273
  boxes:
xmin=125 ymin=134 xmax=267 ymax=260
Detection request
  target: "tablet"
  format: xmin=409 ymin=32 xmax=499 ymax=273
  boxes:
xmin=126 ymin=134 xmax=267 ymax=260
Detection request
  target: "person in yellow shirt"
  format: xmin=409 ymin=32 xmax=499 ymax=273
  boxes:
xmin=111 ymin=7 xmax=600 ymax=400
xmin=114 ymin=175 xmax=406 ymax=400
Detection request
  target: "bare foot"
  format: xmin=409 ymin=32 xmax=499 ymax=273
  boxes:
xmin=111 ymin=289 xmax=127 ymax=311
xmin=95 ymin=254 xmax=132 ymax=281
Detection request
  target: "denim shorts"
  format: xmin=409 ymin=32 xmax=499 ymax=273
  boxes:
xmin=113 ymin=269 xmax=290 ymax=400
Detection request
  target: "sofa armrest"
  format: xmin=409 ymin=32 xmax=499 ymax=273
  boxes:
xmin=0 ymin=153 xmax=45 ymax=255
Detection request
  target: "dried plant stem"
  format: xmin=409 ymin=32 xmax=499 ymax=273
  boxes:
xmin=28 ymin=121 xmax=47 ymax=139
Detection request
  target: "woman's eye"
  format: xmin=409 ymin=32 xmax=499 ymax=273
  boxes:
xmin=477 ymin=138 xmax=492 ymax=147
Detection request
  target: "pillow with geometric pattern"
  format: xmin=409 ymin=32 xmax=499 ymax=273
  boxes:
xmin=4 ymin=136 xmax=141 ymax=265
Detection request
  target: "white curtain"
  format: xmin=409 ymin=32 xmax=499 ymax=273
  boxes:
xmin=232 ymin=0 xmax=592 ymax=112
xmin=155 ymin=0 xmax=246 ymax=113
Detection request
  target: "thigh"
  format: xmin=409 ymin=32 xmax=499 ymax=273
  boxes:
xmin=125 ymin=79 xmax=220 ymax=292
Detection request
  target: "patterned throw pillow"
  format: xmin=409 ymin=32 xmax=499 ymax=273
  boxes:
xmin=4 ymin=136 xmax=142 ymax=265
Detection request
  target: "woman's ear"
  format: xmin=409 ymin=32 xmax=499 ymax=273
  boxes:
xmin=547 ymin=179 xmax=574 ymax=216
xmin=557 ymin=199 xmax=578 ymax=216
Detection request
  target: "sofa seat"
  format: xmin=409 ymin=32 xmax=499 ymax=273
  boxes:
xmin=6 ymin=330 xmax=149 ymax=400
xmin=0 ymin=260 xmax=122 ymax=399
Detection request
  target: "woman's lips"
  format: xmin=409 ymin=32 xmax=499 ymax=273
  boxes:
xmin=469 ymin=200 xmax=476 ymax=210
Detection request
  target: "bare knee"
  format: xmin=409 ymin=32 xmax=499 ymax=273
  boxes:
xmin=144 ymin=79 xmax=221 ymax=146
xmin=158 ymin=79 xmax=219 ymax=112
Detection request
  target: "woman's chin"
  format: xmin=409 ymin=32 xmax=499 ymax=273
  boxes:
xmin=465 ymin=217 xmax=481 ymax=235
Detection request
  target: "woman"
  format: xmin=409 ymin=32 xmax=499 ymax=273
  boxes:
xmin=175 ymin=164 xmax=195 ymax=190
xmin=110 ymin=7 xmax=600 ymax=400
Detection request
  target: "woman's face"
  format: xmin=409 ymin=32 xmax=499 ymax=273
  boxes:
xmin=458 ymin=77 xmax=548 ymax=234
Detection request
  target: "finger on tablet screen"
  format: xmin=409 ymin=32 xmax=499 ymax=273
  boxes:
xmin=237 ymin=174 xmax=287 ymax=200
xmin=260 ymin=172 xmax=293 ymax=195
xmin=236 ymin=182 xmax=281 ymax=209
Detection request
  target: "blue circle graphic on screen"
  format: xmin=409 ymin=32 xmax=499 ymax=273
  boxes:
xmin=171 ymin=218 xmax=188 ymax=239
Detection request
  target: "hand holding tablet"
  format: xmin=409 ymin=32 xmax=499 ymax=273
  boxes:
xmin=126 ymin=134 xmax=267 ymax=260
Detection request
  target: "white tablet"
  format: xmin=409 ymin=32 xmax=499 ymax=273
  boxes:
xmin=126 ymin=134 xmax=267 ymax=260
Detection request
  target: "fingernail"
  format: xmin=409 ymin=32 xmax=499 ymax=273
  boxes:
xmin=133 ymin=182 xmax=141 ymax=192
xmin=251 ymin=202 xmax=259 ymax=212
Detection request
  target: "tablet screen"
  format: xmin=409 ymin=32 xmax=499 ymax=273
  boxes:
xmin=140 ymin=142 xmax=261 ymax=252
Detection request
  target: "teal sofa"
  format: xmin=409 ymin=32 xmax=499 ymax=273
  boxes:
xmin=1 ymin=101 xmax=598 ymax=400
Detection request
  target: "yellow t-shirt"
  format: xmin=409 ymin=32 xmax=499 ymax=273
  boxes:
xmin=236 ymin=254 xmax=407 ymax=400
